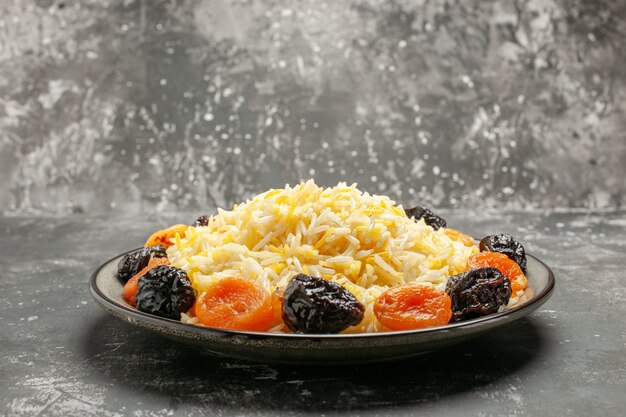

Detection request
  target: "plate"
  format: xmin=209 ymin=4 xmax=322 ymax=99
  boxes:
xmin=90 ymin=249 xmax=554 ymax=364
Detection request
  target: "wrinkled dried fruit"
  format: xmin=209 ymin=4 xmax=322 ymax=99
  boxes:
xmin=479 ymin=233 xmax=527 ymax=271
xmin=404 ymin=206 xmax=447 ymax=230
xmin=445 ymin=267 xmax=512 ymax=322
xmin=193 ymin=215 xmax=210 ymax=227
xmin=135 ymin=266 xmax=196 ymax=320
xmin=117 ymin=245 xmax=167 ymax=282
xmin=467 ymin=252 xmax=527 ymax=293
xmin=123 ymin=257 xmax=171 ymax=306
xmin=374 ymin=285 xmax=452 ymax=330
xmin=282 ymin=274 xmax=365 ymax=334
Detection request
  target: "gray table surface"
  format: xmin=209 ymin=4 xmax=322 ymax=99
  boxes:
xmin=1 ymin=210 xmax=625 ymax=416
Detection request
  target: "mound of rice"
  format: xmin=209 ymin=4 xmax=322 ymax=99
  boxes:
xmin=167 ymin=180 xmax=479 ymax=333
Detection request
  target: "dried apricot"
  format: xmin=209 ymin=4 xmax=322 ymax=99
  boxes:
xmin=374 ymin=285 xmax=452 ymax=331
xmin=144 ymin=224 xmax=189 ymax=248
xmin=444 ymin=228 xmax=476 ymax=247
xmin=195 ymin=277 xmax=274 ymax=331
xmin=467 ymin=252 xmax=527 ymax=293
xmin=123 ymin=257 xmax=170 ymax=306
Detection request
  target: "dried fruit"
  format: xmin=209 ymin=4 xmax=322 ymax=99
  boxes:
xmin=282 ymin=274 xmax=365 ymax=334
xmin=195 ymin=277 xmax=274 ymax=331
xmin=445 ymin=267 xmax=512 ymax=322
xmin=135 ymin=266 xmax=196 ymax=320
xmin=117 ymin=245 xmax=167 ymax=282
xmin=479 ymin=233 xmax=527 ymax=271
xmin=404 ymin=206 xmax=447 ymax=230
xmin=123 ymin=257 xmax=170 ymax=306
xmin=193 ymin=215 xmax=210 ymax=227
xmin=444 ymin=228 xmax=476 ymax=247
xmin=467 ymin=252 xmax=527 ymax=293
xmin=374 ymin=285 xmax=452 ymax=330
xmin=144 ymin=224 xmax=189 ymax=248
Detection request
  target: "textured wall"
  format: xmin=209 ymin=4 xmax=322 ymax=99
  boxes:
xmin=0 ymin=0 xmax=625 ymax=215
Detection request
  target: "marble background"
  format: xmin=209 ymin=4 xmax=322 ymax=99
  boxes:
xmin=0 ymin=0 xmax=625 ymax=215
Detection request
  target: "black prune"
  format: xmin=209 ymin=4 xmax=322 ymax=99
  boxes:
xmin=117 ymin=245 xmax=167 ymax=282
xmin=479 ymin=233 xmax=527 ymax=271
xmin=282 ymin=274 xmax=365 ymax=334
xmin=404 ymin=205 xmax=447 ymax=230
xmin=445 ymin=267 xmax=512 ymax=322
xmin=135 ymin=265 xmax=196 ymax=320
xmin=193 ymin=215 xmax=210 ymax=227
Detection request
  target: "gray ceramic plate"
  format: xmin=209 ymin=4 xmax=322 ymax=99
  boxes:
xmin=90 ymin=249 xmax=554 ymax=364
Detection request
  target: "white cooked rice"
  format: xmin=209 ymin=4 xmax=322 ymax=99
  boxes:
xmin=167 ymin=180 xmax=480 ymax=333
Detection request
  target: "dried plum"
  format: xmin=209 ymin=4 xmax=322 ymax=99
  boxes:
xmin=117 ymin=245 xmax=167 ymax=282
xmin=135 ymin=265 xmax=196 ymax=320
xmin=479 ymin=234 xmax=527 ymax=271
xmin=445 ymin=267 xmax=512 ymax=322
xmin=282 ymin=274 xmax=365 ymax=333
xmin=404 ymin=206 xmax=447 ymax=230
xmin=193 ymin=215 xmax=210 ymax=227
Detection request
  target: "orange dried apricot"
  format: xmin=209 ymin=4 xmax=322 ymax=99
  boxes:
xmin=374 ymin=285 xmax=452 ymax=330
xmin=444 ymin=228 xmax=476 ymax=247
xmin=144 ymin=224 xmax=189 ymax=248
xmin=195 ymin=277 xmax=274 ymax=332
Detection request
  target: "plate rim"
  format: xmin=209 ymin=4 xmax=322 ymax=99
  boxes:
xmin=90 ymin=247 xmax=555 ymax=340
